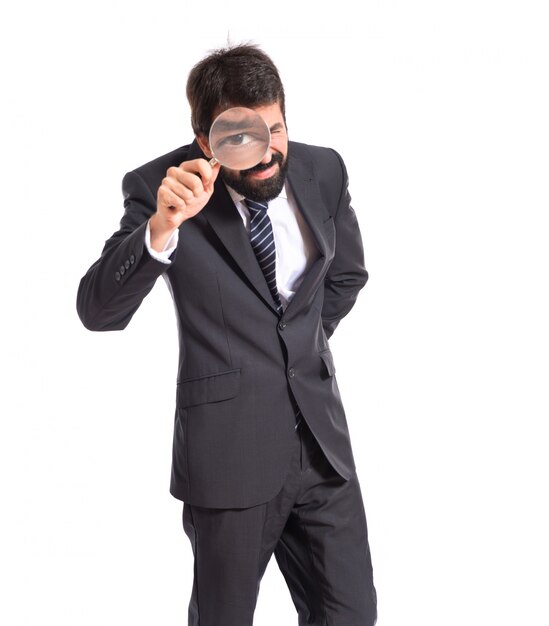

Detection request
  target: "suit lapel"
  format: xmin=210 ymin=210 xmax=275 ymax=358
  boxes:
xmin=283 ymin=144 xmax=334 ymax=317
xmin=204 ymin=183 xmax=279 ymax=312
xmin=286 ymin=144 xmax=331 ymax=260
xmin=188 ymin=141 xmax=279 ymax=312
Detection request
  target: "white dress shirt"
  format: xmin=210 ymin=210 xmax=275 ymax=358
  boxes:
xmin=145 ymin=182 xmax=318 ymax=310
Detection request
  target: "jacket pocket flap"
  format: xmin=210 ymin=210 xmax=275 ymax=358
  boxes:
xmin=177 ymin=368 xmax=240 ymax=408
xmin=319 ymin=349 xmax=336 ymax=376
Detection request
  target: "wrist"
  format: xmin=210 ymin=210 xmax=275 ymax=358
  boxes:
xmin=149 ymin=214 xmax=179 ymax=252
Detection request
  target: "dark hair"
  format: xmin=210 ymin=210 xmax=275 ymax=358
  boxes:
xmin=186 ymin=43 xmax=286 ymax=137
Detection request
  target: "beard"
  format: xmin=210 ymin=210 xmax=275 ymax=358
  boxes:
xmin=220 ymin=150 xmax=289 ymax=203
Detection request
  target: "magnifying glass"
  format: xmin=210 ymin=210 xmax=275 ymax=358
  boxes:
xmin=207 ymin=107 xmax=271 ymax=170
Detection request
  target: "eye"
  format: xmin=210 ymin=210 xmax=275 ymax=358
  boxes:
xmin=218 ymin=132 xmax=255 ymax=147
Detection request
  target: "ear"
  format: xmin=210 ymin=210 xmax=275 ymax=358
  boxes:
xmin=196 ymin=134 xmax=212 ymax=158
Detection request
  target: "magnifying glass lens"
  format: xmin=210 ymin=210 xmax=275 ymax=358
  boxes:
xmin=209 ymin=107 xmax=271 ymax=170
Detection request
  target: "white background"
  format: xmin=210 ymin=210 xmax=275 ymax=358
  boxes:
xmin=1 ymin=1 xmax=548 ymax=624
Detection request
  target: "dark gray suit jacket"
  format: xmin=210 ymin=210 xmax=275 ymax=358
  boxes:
xmin=77 ymin=139 xmax=368 ymax=509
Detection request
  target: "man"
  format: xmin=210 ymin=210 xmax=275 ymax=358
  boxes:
xmin=77 ymin=44 xmax=377 ymax=626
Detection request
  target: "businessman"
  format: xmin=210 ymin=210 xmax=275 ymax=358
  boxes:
xmin=77 ymin=44 xmax=377 ymax=626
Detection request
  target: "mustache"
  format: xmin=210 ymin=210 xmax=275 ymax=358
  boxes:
xmin=241 ymin=152 xmax=283 ymax=175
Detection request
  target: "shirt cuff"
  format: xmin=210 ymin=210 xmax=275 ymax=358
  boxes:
xmin=145 ymin=219 xmax=178 ymax=264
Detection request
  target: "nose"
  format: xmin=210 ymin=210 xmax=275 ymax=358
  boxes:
xmin=259 ymin=149 xmax=273 ymax=164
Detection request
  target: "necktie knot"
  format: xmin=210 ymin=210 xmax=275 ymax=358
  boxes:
xmin=244 ymin=198 xmax=268 ymax=215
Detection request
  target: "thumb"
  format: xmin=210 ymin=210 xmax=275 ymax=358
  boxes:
xmin=205 ymin=162 xmax=221 ymax=193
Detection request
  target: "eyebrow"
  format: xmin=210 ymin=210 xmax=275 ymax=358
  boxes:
xmin=211 ymin=119 xmax=285 ymax=134
xmin=212 ymin=118 xmax=254 ymax=132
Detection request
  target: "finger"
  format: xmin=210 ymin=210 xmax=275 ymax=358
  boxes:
xmin=163 ymin=176 xmax=196 ymax=203
xmin=204 ymin=162 xmax=221 ymax=194
xmin=158 ymin=186 xmax=186 ymax=211
xmin=181 ymin=158 xmax=214 ymax=185
xmin=193 ymin=159 xmax=215 ymax=185
xmin=167 ymin=167 xmax=204 ymax=196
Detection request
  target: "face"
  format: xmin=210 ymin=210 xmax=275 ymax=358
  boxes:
xmin=197 ymin=102 xmax=289 ymax=203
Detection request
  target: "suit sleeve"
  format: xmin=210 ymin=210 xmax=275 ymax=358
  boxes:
xmin=321 ymin=150 xmax=368 ymax=339
xmin=76 ymin=170 xmax=176 ymax=331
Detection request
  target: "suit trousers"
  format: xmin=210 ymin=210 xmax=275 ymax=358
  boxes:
xmin=181 ymin=417 xmax=377 ymax=626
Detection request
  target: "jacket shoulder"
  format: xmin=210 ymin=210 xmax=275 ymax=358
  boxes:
xmin=289 ymin=140 xmax=346 ymax=176
xmin=289 ymin=140 xmax=343 ymax=164
xmin=288 ymin=140 xmax=347 ymax=201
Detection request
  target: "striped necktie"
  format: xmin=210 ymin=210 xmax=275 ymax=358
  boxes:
xmin=244 ymin=198 xmax=283 ymax=316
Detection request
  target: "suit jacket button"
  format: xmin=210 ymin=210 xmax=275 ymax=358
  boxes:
xmin=278 ymin=321 xmax=287 ymax=331
xmin=115 ymin=271 xmax=121 ymax=281
xmin=119 ymin=265 xmax=126 ymax=275
xmin=124 ymin=260 xmax=130 ymax=269
xmin=288 ymin=367 xmax=295 ymax=379
xmin=130 ymin=254 xmax=135 ymax=264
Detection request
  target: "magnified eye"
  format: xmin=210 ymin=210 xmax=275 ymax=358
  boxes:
xmin=218 ymin=133 xmax=255 ymax=147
